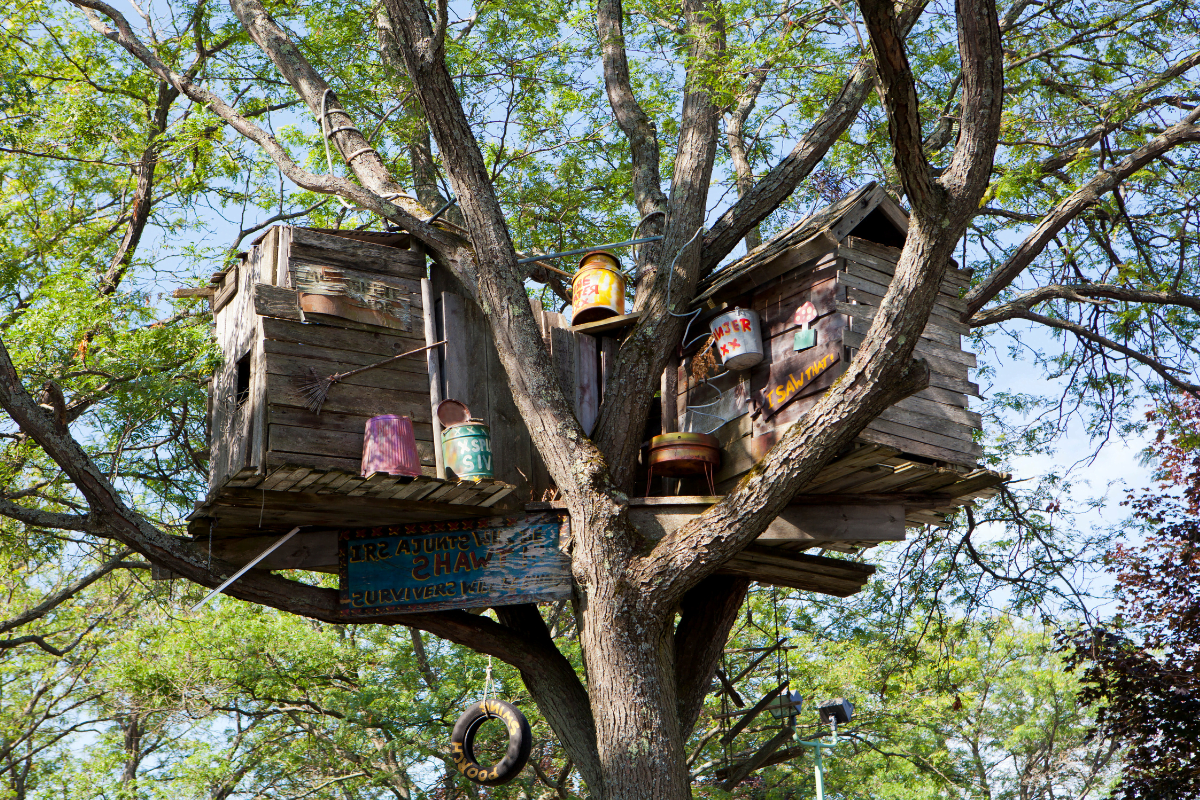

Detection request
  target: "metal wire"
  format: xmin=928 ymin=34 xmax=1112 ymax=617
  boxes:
xmin=664 ymin=227 xmax=713 ymax=352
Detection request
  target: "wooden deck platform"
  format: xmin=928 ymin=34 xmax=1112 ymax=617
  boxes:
xmin=187 ymin=463 xmax=520 ymax=541
xmin=190 ymin=442 xmax=1007 ymax=599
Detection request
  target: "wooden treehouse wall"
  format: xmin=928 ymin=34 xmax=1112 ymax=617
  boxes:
xmin=428 ymin=266 xmax=614 ymax=501
xmin=206 ymin=224 xmax=610 ymax=507
xmin=679 ymin=200 xmax=983 ymax=491
xmin=208 ymin=227 xmax=432 ymax=494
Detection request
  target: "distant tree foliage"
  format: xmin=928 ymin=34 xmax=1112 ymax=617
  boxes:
xmin=1063 ymin=396 xmax=1200 ymax=800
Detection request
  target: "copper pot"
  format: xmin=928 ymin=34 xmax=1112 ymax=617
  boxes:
xmin=647 ymin=432 xmax=720 ymax=476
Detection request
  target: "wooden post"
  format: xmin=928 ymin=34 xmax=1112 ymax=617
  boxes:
xmin=421 ymin=278 xmax=446 ymax=479
xmin=661 ymin=352 xmax=679 ymax=434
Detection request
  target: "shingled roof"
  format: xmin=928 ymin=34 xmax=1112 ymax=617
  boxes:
xmin=694 ymin=182 xmax=909 ymax=306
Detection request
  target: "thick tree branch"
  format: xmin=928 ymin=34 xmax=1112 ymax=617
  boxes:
xmin=594 ymin=0 xmax=725 ymax=489
xmin=0 ymin=498 xmax=90 ymax=531
xmin=494 ymin=604 xmax=604 ymax=793
xmin=67 ymin=0 xmax=462 ymax=264
xmin=937 ymin=0 xmax=1004 ymax=204
xmin=383 ymin=0 xmax=598 ymax=499
xmin=226 ymin=0 xmax=412 ymax=204
xmin=963 ymin=106 xmax=1200 ymax=320
xmin=700 ymin=2 xmax=927 ymax=274
xmin=596 ymin=0 xmax=668 ymax=220
xmin=970 ymin=283 xmax=1200 ymax=327
xmin=674 ymin=575 xmax=750 ymax=739
xmin=859 ymin=0 xmax=938 ymax=214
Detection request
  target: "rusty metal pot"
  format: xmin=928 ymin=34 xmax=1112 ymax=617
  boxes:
xmin=647 ymin=432 xmax=720 ymax=476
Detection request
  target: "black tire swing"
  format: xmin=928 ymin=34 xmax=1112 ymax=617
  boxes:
xmin=450 ymin=697 xmax=533 ymax=786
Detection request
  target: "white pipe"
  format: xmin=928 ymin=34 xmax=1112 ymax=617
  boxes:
xmin=191 ymin=526 xmax=302 ymax=612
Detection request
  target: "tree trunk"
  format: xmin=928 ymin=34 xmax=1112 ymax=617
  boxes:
xmin=579 ymin=587 xmax=690 ymax=799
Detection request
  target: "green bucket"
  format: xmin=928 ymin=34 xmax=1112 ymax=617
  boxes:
xmin=441 ymin=421 xmax=494 ymax=481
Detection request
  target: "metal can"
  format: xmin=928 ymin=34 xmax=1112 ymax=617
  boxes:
xmin=709 ymin=307 xmax=764 ymax=370
xmin=647 ymin=432 xmax=721 ymax=476
xmin=441 ymin=421 xmax=494 ymax=481
xmin=361 ymin=415 xmax=422 ymax=478
xmin=571 ymin=251 xmax=626 ymax=325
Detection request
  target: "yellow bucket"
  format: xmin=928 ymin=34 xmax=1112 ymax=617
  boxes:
xmin=571 ymin=251 xmax=626 ymax=325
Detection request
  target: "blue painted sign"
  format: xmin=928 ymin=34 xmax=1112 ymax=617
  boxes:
xmin=339 ymin=512 xmax=572 ymax=616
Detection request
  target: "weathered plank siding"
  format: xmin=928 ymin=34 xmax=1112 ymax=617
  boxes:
xmin=208 ymin=226 xmax=435 ymax=496
xmin=678 ymin=188 xmax=983 ymax=487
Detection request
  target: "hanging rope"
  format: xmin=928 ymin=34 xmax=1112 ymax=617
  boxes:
xmin=719 ymin=647 xmax=731 ymax=780
xmin=483 ymin=654 xmax=494 ymax=702
xmin=770 ymin=585 xmax=796 ymax=724
xmin=207 ymin=518 xmax=216 ymax=572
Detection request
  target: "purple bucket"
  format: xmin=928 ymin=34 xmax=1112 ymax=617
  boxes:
xmin=361 ymin=415 xmax=421 ymax=478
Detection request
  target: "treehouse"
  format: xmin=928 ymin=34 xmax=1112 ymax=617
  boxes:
xmin=180 ymin=183 xmax=1006 ymax=607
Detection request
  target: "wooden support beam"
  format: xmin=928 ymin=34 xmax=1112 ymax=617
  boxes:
xmin=568 ymin=312 xmax=641 ymax=335
xmin=719 ymin=726 xmax=796 ymax=790
xmin=721 ymin=683 xmax=788 ymax=744
xmin=588 ymin=498 xmax=908 ymax=549
xmin=172 ymin=286 xmax=216 ymax=298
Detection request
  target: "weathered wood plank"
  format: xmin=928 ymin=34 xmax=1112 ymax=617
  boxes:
xmin=748 ymin=259 xmax=839 ymax=313
xmin=831 ymin=185 xmax=888 ymax=241
xmin=261 ymin=337 xmax=430 ymax=376
xmin=841 ymin=330 xmax=973 ymax=380
xmin=868 ymin=413 xmax=982 ymax=454
xmin=719 ymin=548 xmax=874 ymax=596
xmin=253 ymin=283 xmax=302 ymax=320
xmin=893 ymin=393 xmax=982 ymax=428
xmin=838 ymin=301 xmax=962 ymax=350
xmin=422 ymin=278 xmax=446 ymax=479
xmin=263 ymin=351 xmax=432 ymax=395
xmin=265 ymin=372 xmax=432 ymax=419
xmin=756 ymin=311 xmax=846 ymax=364
xmin=575 ymin=333 xmax=599 ymax=435
xmin=213 ymin=265 xmax=239 ymax=312
xmin=261 ymin=315 xmax=426 ymax=359
xmin=568 ymin=312 xmax=641 ymax=334
xmin=838 ymin=267 xmax=967 ymax=314
xmin=289 ymin=227 xmax=425 ymax=278
xmin=291 ymin=261 xmax=421 ymax=333
xmin=269 ymin=423 xmax=436 ymax=465
xmin=644 ymin=502 xmax=906 ymax=548
xmin=267 ymin=406 xmax=434 ymax=441
xmin=695 ymin=232 xmax=840 ymax=306
xmin=756 ymin=274 xmax=841 ymax=337
xmin=844 ymin=285 xmax=971 ymax=335
xmin=859 ymin=425 xmax=981 ymax=467
xmin=201 ymin=485 xmax=506 ymax=540
xmin=550 ymin=324 xmax=575 ymax=404
xmin=751 ymin=341 xmax=842 ymax=420
xmin=843 ymin=318 xmax=975 ymax=368
xmin=877 ymin=403 xmax=978 ymax=442
xmin=338 ymin=512 xmax=572 ymax=615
